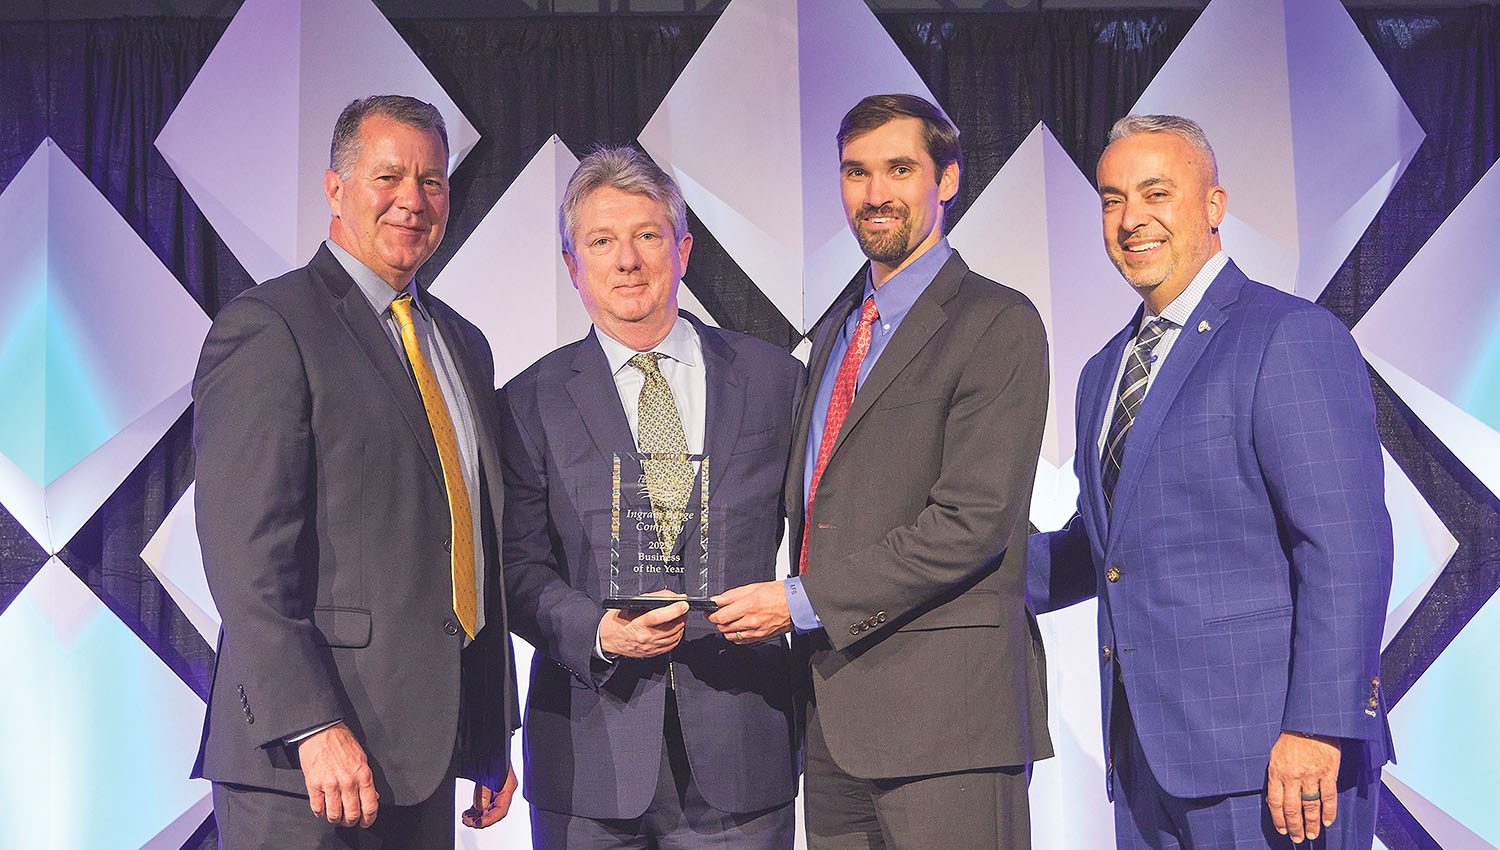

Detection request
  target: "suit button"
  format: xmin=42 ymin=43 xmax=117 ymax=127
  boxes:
xmin=1102 ymin=645 xmax=1112 ymax=660
xmin=1106 ymin=567 xmax=1122 ymax=583
xmin=444 ymin=620 xmax=460 ymax=636
xmin=443 ymin=538 xmax=453 ymax=553
xmin=849 ymin=624 xmax=861 ymax=636
xmin=245 ymin=712 xmax=254 ymax=724
xmin=874 ymin=611 xmax=887 ymax=624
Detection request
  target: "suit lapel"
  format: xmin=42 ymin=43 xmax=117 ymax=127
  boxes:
xmin=426 ymin=294 xmax=506 ymax=521
xmin=823 ymin=254 xmax=961 ymax=461
xmin=786 ymin=282 xmax=862 ymax=533
xmin=1104 ymin=264 xmax=1244 ymax=552
xmin=1081 ymin=312 xmax=1141 ymax=540
xmin=693 ymin=314 xmax=745 ymax=502
xmin=314 ymin=248 xmax=445 ymax=489
xmin=565 ymin=329 xmax=637 ymax=461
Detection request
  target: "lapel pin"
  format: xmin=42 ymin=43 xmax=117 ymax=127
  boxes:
xmin=1197 ymin=320 xmax=1211 ymax=333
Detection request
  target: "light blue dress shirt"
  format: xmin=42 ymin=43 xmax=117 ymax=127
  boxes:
xmin=787 ymin=240 xmax=954 ymax=632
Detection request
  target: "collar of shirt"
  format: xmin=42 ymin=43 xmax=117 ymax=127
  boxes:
xmin=326 ymin=239 xmax=427 ymax=321
xmin=855 ymin=238 xmax=953 ymax=337
xmin=1140 ymin=250 xmax=1227 ymax=331
xmin=596 ymin=313 xmax=701 ymax=375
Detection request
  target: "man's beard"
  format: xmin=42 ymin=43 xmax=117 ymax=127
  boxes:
xmin=854 ymin=204 xmax=915 ymax=266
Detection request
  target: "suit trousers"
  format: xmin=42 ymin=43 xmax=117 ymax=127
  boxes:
xmin=803 ymin=699 xmax=1030 ymax=850
xmin=212 ymin=756 xmax=459 ymax=850
xmin=1111 ymin=677 xmax=1380 ymax=850
xmin=529 ymin=689 xmax=795 ymax=850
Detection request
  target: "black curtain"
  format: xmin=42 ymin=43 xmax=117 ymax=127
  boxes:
xmin=1 ymin=9 xmax=1496 ymax=849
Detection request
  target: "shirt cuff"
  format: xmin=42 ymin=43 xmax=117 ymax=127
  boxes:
xmin=785 ymin=577 xmax=823 ymax=633
xmin=595 ymin=620 xmax=617 ymax=662
xmin=284 ymin=719 xmax=341 ymax=745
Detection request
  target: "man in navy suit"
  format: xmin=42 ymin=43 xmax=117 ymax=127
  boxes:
xmin=497 ymin=146 xmax=801 ymax=849
xmin=1028 ymin=114 xmax=1393 ymax=849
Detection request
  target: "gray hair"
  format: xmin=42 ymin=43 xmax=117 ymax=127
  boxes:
xmin=559 ymin=146 xmax=688 ymax=255
xmin=1107 ymin=114 xmax=1219 ymax=184
xmin=330 ymin=95 xmax=449 ymax=179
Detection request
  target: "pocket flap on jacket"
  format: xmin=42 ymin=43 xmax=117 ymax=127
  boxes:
xmin=312 ymin=607 xmax=372 ymax=648
xmin=900 ymin=592 xmax=1002 ymax=631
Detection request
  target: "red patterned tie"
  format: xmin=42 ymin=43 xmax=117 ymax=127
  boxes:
xmin=800 ymin=295 xmax=880 ymax=573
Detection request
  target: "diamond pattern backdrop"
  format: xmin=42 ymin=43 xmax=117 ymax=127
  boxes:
xmin=1 ymin=2 xmax=1496 ymax=849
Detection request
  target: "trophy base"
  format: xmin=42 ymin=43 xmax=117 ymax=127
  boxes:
xmin=603 ymin=595 xmax=720 ymax=612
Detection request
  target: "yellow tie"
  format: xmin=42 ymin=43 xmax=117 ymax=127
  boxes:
xmin=391 ymin=294 xmax=477 ymax=639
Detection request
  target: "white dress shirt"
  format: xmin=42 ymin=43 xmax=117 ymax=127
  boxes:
xmin=592 ymin=314 xmax=706 ymax=659
xmin=594 ymin=315 xmax=706 ymax=456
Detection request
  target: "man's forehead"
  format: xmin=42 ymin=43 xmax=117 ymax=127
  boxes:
xmin=580 ymin=188 xmax=670 ymax=224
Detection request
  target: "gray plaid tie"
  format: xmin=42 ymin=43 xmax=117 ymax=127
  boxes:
xmin=1101 ymin=318 xmax=1171 ymax=512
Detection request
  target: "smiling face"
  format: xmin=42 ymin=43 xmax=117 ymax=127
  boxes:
xmin=324 ymin=114 xmax=449 ymax=290
xmin=1096 ymin=131 xmax=1226 ymax=312
xmin=839 ymin=116 xmax=959 ymax=285
xmin=563 ymin=186 xmax=692 ymax=350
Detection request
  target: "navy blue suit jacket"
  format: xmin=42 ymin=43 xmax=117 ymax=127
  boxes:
xmin=497 ymin=311 xmax=802 ymax=819
xmin=1029 ymin=261 xmax=1393 ymax=799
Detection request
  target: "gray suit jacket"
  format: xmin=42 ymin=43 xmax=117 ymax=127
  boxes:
xmin=191 ymin=245 xmax=518 ymax=804
xmin=790 ymin=251 xmax=1053 ymax=779
xmin=497 ymin=312 xmax=803 ymax=820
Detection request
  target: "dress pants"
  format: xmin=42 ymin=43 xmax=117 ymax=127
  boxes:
xmin=212 ymin=753 xmax=459 ymax=850
xmin=1111 ymin=677 xmax=1381 ymax=850
xmin=529 ymin=690 xmax=795 ymax=850
xmin=802 ymin=699 xmax=1031 ymax=850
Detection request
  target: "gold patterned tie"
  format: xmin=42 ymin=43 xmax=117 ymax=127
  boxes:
xmin=628 ymin=353 xmax=694 ymax=560
xmin=391 ymin=294 xmax=477 ymax=639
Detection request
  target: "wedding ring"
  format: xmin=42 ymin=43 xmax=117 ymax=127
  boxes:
xmin=1300 ymin=790 xmax=1322 ymax=801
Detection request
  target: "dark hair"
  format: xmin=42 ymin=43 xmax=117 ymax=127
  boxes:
xmin=837 ymin=93 xmax=962 ymax=197
xmin=329 ymin=95 xmax=449 ymax=178
xmin=558 ymin=145 xmax=688 ymax=255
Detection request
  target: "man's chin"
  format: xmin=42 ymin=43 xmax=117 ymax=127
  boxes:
xmin=858 ymin=238 xmax=914 ymax=267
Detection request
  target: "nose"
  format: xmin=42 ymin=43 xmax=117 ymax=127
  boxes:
xmin=395 ymin=176 xmax=425 ymax=213
xmin=863 ymin=172 xmax=894 ymax=209
xmin=1117 ymin=196 xmax=1150 ymax=234
xmin=615 ymin=237 xmax=641 ymax=272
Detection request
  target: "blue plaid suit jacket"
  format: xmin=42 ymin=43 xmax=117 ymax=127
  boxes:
xmin=1029 ymin=261 xmax=1394 ymax=799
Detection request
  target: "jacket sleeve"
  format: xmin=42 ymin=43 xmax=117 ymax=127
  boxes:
xmin=1026 ymin=511 xmax=1098 ymax=615
xmin=1254 ymin=307 xmax=1392 ymax=741
xmin=803 ymin=298 xmax=1050 ymax=652
xmin=192 ymin=295 xmax=343 ymax=747
xmin=496 ymin=383 xmax=616 ymax=689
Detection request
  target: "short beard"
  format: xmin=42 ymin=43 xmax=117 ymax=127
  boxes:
xmin=854 ymin=205 xmax=915 ymax=266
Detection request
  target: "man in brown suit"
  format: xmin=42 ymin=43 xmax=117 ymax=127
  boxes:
xmin=710 ymin=94 xmax=1052 ymax=849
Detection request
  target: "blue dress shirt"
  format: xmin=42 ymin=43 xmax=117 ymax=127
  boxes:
xmin=786 ymin=240 xmax=954 ymax=632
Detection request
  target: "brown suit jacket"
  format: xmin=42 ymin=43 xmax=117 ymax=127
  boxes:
xmin=789 ymin=250 xmax=1053 ymax=779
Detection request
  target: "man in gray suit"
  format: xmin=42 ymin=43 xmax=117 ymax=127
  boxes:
xmin=192 ymin=95 xmax=517 ymax=849
xmin=711 ymin=94 xmax=1052 ymax=849
xmin=498 ymin=146 xmax=801 ymax=849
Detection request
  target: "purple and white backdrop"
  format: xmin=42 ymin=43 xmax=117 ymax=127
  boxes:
xmin=0 ymin=1 xmax=1496 ymax=848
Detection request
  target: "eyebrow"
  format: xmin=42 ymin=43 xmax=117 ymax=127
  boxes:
xmin=1098 ymin=176 xmax=1176 ymax=195
xmin=841 ymin=155 xmax=923 ymax=171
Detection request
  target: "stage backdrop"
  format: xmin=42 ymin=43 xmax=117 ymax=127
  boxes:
xmin=1 ymin=2 xmax=1497 ymax=848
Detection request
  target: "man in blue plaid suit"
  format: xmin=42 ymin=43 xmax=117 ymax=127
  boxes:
xmin=1028 ymin=114 xmax=1393 ymax=849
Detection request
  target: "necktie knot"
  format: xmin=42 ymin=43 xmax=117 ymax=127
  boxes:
xmin=628 ymin=351 xmax=668 ymax=378
xmin=1138 ymin=317 xmax=1170 ymax=347
xmin=857 ymin=295 xmax=879 ymax=329
xmin=390 ymin=292 xmax=417 ymax=330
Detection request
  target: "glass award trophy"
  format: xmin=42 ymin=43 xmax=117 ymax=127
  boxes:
xmin=602 ymin=451 xmax=721 ymax=612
